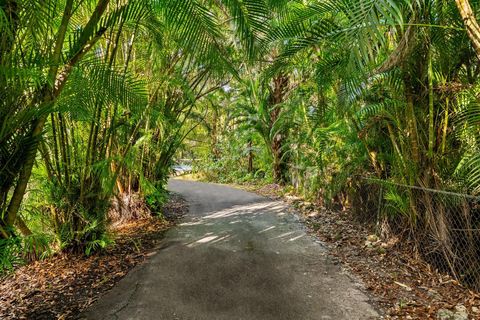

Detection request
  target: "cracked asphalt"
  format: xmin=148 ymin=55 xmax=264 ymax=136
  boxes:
xmin=81 ymin=179 xmax=379 ymax=320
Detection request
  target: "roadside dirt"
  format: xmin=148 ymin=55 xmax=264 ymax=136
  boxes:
xmin=0 ymin=193 xmax=188 ymax=320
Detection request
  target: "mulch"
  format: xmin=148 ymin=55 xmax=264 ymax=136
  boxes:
xmin=0 ymin=193 xmax=188 ymax=320
xmin=249 ymin=183 xmax=480 ymax=319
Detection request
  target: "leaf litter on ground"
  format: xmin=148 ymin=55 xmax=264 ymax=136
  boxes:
xmin=0 ymin=193 xmax=188 ymax=320
xmin=245 ymin=183 xmax=480 ymax=320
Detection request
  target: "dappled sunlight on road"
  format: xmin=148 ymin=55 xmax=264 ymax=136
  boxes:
xmin=174 ymin=200 xmax=309 ymax=249
xmin=79 ymin=180 xmax=379 ymax=319
xmin=259 ymin=226 xmax=276 ymax=233
xmin=200 ymin=201 xmax=286 ymax=220
xmin=288 ymin=234 xmax=305 ymax=242
xmin=195 ymin=235 xmax=219 ymax=244
xmin=271 ymin=231 xmax=296 ymax=240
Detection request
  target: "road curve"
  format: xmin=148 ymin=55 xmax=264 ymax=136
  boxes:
xmin=81 ymin=180 xmax=379 ymax=320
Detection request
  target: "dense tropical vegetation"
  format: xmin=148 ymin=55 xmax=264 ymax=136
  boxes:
xmin=190 ymin=0 xmax=480 ymax=288
xmin=3 ymin=0 xmax=480 ymax=291
xmin=0 ymin=0 xmax=267 ymax=267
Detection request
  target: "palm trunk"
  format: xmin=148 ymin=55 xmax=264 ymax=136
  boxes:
xmin=268 ymin=74 xmax=289 ymax=184
xmin=455 ymin=0 xmax=480 ymax=59
xmin=5 ymin=114 xmax=48 ymax=229
xmin=58 ymin=113 xmax=71 ymax=186
xmin=386 ymin=122 xmax=407 ymax=177
xmin=272 ymin=134 xmax=287 ymax=184
xmin=1 ymin=0 xmax=74 ymax=236
xmin=427 ymin=51 xmax=435 ymax=160
xmin=2 ymin=0 xmax=110 ymax=237
xmin=404 ymin=79 xmax=421 ymax=172
xmin=15 ymin=216 xmax=32 ymax=236
xmin=50 ymin=114 xmax=63 ymax=181
xmin=247 ymin=139 xmax=254 ymax=173
xmin=441 ymin=97 xmax=450 ymax=154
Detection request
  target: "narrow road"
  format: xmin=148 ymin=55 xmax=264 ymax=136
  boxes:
xmin=82 ymin=180 xmax=379 ymax=320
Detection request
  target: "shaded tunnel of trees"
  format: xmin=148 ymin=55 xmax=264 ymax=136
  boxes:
xmin=3 ymin=0 xmax=480 ymax=292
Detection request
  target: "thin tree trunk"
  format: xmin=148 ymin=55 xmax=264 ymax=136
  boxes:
xmin=15 ymin=216 xmax=32 ymax=236
xmin=5 ymin=114 xmax=48 ymax=228
xmin=39 ymin=141 xmax=54 ymax=181
xmin=268 ymin=74 xmax=289 ymax=184
xmin=247 ymin=139 xmax=253 ymax=173
xmin=2 ymin=0 xmax=110 ymax=236
xmin=404 ymin=80 xmax=421 ymax=169
xmin=58 ymin=113 xmax=71 ymax=186
xmin=455 ymin=0 xmax=480 ymax=59
xmin=386 ymin=122 xmax=407 ymax=177
xmin=50 ymin=114 xmax=62 ymax=181
xmin=1 ymin=0 xmax=75 ymax=236
xmin=428 ymin=51 xmax=435 ymax=160
xmin=441 ymin=97 xmax=450 ymax=154
xmin=272 ymin=134 xmax=287 ymax=184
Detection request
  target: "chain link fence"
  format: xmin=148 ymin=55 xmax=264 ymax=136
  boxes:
xmin=287 ymin=165 xmax=480 ymax=291
xmin=363 ymin=178 xmax=480 ymax=291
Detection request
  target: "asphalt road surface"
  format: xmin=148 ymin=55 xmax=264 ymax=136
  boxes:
xmin=82 ymin=179 xmax=379 ymax=320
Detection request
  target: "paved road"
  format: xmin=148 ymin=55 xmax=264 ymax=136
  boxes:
xmin=82 ymin=180 xmax=379 ymax=320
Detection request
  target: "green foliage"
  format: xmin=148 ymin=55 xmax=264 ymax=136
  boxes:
xmin=22 ymin=233 xmax=54 ymax=261
xmin=193 ymin=0 xmax=480 ymax=236
xmin=0 ymin=232 xmax=54 ymax=274
xmin=384 ymin=188 xmax=409 ymax=219
xmin=83 ymin=221 xmax=113 ymax=257
xmin=0 ymin=237 xmax=22 ymax=274
xmin=141 ymin=175 xmax=169 ymax=215
xmin=4 ymin=0 xmax=480 ymax=281
xmin=0 ymin=0 xmax=275 ymax=262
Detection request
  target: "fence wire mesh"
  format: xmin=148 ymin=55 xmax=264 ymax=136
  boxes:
xmin=364 ymin=178 xmax=480 ymax=292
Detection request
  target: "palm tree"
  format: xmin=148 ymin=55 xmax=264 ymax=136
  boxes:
xmin=1 ymin=0 xmax=121 ymax=238
xmin=0 ymin=0 xmax=283 ymax=253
